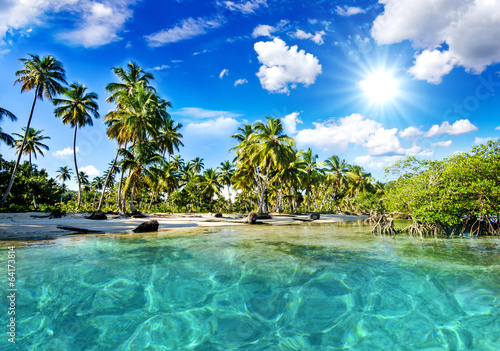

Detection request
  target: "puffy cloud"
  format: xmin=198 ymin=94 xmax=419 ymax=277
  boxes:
xmin=291 ymin=29 xmax=325 ymax=45
xmin=80 ymin=165 xmax=100 ymax=177
xmin=234 ymin=78 xmax=248 ymax=86
xmin=0 ymin=0 xmax=134 ymax=48
xmin=425 ymin=119 xmax=478 ymax=137
xmin=219 ymin=69 xmax=229 ymax=79
xmin=372 ymin=0 xmax=500 ymax=83
xmin=184 ymin=117 xmax=240 ymax=139
xmin=218 ymin=0 xmax=267 ymax=14
xmin=495 ymin=126 xmax=500 ymax=131
xmin=150 ymin=64 xmax=170 ymax=71
xmin=407 ymin=50 xmax=457 ymax=84
xmin=251 ymin=20 xmax=288 ymax=38
xmin=432 ymin=140 xmax=453 ymax=147
xmin=474 ymin=137 xmax=497 ymax=144
xmin=171 ymin=107 xmax=243 ymax=119
xmin=281 ymin=112 xmax=302 ymax=135
xmin=364 ymin=128 xmax=405 ymax=156
xmin=145 ymin=17 xmax=223 ymax=47
xmin=354 ymin=155 xmax=402 ymax=170
xmin=53 ymin=147 xmax=78 ymax=159
xmin=335 ymin=6 xmax=365 ymax=16
xmin=254 ymin=37 xmax=322 ymax=94
xmin=399 ymin=126 xmax=424 ymax=138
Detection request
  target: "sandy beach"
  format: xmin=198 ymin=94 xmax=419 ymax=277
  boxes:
xmin=0 ymin=212 xmax=367 ymax=241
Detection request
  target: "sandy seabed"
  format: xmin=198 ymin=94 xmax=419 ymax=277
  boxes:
xmin=0 ymin=212 xmax=367 ymax=241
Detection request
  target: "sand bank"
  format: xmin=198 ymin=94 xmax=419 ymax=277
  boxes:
xmin=0 ymin=212 xmax=367 ymax=241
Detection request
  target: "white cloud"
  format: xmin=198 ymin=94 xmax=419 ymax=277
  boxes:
xmin=399 ymin=126 xmax=424 ymax=138
xmin=425 ymin=119 xmax=478 ymax=137
xmin=251 ymin=20 xmax=288 ymax=38
xmin=474 ymin=137 xmax=497 ymax=144
xmin=145 ymin=17 xmax=223 ymax=47
xmin=254 ymin=37 xmax=322 ymax=94
xmin=150 ymin=64 xmax=170 ymax=71
xmin=234 ymin=78 xmax=248 ymax=86
xmin=335 ymin=6 xmax=365 ymax=16
xmin=219 ymin=69 xmax=229 ymax=79
xmin=291 ymin=29 xmax=325 ymax=45
xmin=53 ymin=147 xmax=78 ymax=159
xmin=193 ymin=49 xmax=211 ymax=56
xmin=354 ymin=155 xmax=402 ymax=170
xmin=171 ymin=107 xmax=243 ymax=119
xmin=218 ymin=0 xmax=267 ymax=14
xmin=495 ymin=126 xmax=500 ymax=131
xmin=80 ymin=165 xmax=100 ymax=177
xmin=184 ymin=117 xmax=240 ymax=139
xmin=372 ymin=0 xmax=500 ymax=83
xmin=408 ymin=49 xmax=457 ymax=84
xmin=281 ymin=112 xmax=302 ymax=135
xmin=432 ymin=140 xmax=453 ymax=147
xmin=364 ymin=128 xmax=405 ymax=156
xmin=58 ymin=1 xmax=134 ymax=48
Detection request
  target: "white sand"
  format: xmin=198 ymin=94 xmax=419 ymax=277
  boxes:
xmin=0 ymin=212 xmax=367 ymax=241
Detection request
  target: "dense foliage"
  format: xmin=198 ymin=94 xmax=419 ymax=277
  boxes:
xmin=384 ymin=141 xmax=500 ymax=236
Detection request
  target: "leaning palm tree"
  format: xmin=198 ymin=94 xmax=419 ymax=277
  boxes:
xmin=12 ymin=128 xmax=50 ymax=167
xmin=53 ymin=83 xmax=99 ymax=209
xmin=56 ymin=166 xmax=73 ymax=203
xmin=0 ymin=107 xmax=17 ymax=146
xmin=1 ymin=54 xmax=66 ymax=207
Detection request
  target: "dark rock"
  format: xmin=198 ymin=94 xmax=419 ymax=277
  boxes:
xmin=308 ymin=212 xmax=320 ymax=220
xmin=247 ymin=211 xmax=258 ymax=224
xmin=132 ymin=212 xmax=147 ymax=218
xmin=48 ymin=208 xmax=66 ymax=219
xmin=87 ymin=212 xmax=107 ymax=220
xmin=256 ymin=213 xmax=272 ymax=220
xmin=133 ymin=220 xmax=159 ymax=233
xmin=214 ymin=213 xmax=223 ymax=218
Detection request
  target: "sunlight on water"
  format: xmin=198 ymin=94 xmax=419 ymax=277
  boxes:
xmin=1 ymin=223 xmax=500 ymax=350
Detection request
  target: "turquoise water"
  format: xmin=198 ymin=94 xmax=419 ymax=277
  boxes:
xmin=1 ymin=223 xmax=500 ymax=350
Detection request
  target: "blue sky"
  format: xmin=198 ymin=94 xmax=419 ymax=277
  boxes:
xmin=1 ymin=0 xmax=500 ymax=189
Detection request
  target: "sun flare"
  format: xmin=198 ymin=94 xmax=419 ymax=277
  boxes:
xmin=359 ymin=71 xmax=398 ymax=103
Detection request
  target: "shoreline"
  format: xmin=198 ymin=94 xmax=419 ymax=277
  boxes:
xmin=0 ymin=212 xmax=367 ymax=241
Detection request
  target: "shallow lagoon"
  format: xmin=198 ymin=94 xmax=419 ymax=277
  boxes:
xmin=1 ymin=223 xmax=500 ymax=350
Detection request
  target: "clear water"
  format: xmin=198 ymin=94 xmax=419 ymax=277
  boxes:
xmin=1 ymin=223 xmax=500 ymax=350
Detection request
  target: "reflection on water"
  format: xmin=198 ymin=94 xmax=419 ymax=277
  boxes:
xmin=1 ymin=223 xmax=500 ymax=350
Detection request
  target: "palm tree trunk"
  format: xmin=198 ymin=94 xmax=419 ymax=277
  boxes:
xmin=73 ymin=127 xmax=82 ymax=209
xmin=97 ymin=149 xmax=119 ymax=212
xmin=1 ymin=87 xmax=38 ymax=207
xmin=129 ymin=185 xmax=137 ymax=213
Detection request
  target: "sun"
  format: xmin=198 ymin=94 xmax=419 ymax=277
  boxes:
xmin=359 ymin=70 xmax=399 ymax=103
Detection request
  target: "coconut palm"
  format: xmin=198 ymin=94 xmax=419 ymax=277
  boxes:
xmin=106 ymin=61 xmax=155 ymax=104
xmin=12 ymin=128 xmax=50 ymax=167
xmin=200 ymin=168 xmax=222 ymax=211
xmin=155 ymin=117 xmax=184 ymax=159
xmin=53 ymin=83 xmax=99 ymax=209
xmin=324 ymin=155 xmax=349 ymax=211
xmin=297 ymin=148 xmax=321 ymax=212
xmin=91 ymin=176 xmax=104 ymax=209
xmin=346 ymin=165 xmax=374 ymax=197
xmin=1 ymin=54 xmax=66 ymax=207
xmin=79 ymin=171 xmax=90 ymax=206
xmin=0 ymin=107 xmax=17 ymax=146
xmin=190 ymin=157 xmax=205 ymax=174
xmin=56 ymin=166 xmax=73 ymax=203
xmin=217 ymin=160 xmax=235 ymax=212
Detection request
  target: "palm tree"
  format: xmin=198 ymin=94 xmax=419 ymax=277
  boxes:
xmin=297 ymin=148 xmax=321 ymax=212
xmin=346 ymin=165 xmax=374 ymax=197
xmin=12 ymin=128 xmax=50 ymax=167
xmin=105 ymin=61 xmax=155 ymax=104
xmin=56 ymin=166 xmax=73 ymax=203
xmin=246 ymin=117 xmax=295 ymax=213
xmin=155 ymin=117 xmax=184 ymax=159
xmin=324 ymin=155 xmax=348 ymax=211
xmin=217 ymin=160 xmax=235 ymax=212
xmin=91 ymin=176 xmax=104 ymax=209
xmin=53 ymin=83 xmax=99 ymax=209
xmin=1 ymin=54 xmax=66 ymax=207
xmin=190 ymin=157 xmax=204 ymax=174
xmin=79 ymin=171 xmax=90 ymax=206
xmin=200 ymin=168 xmax=222 ymax=212
xmin=0 ymin=107 xmax=17 ymax=146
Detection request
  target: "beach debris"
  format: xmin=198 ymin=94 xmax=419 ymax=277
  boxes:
xmin=132 ymin=212 xmax=148 ymax=218
xmin=307 ymin=212 xmax=320 ymax=220
xmin=87 ymin=212 xmax=107 ymax=220
xmin=213 ymin=213 xmax=223 ymax=218
xmin=247 ymin=211 xmax=258 ymax=224
xmin=133 ymin=220 xmax=159 ymax=233
xmin=292 ymin=217 xmax=313 ymax=222
xmin=56 ymin=225 xmax=104 ymax=234
xmin=31 ymin=208 xmax=66 ymax=219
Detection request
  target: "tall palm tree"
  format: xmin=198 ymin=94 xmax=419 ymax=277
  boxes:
xmin=12 ymin=128 xmax=50 ymax=167
xmin=324 ymin=155 xmax=349 ymax=211
xmin=200 ymin=168 xmax=222 ymax=212
xmin=56 ymin=166 xmax=73 ymax=203
xmin=53 ymin=83 xmax=99 ymax=209
xmin=346 ymin=165 xmax=374 ymax=197
xmin=297 ymin=148 xmax=321 ymax=212
xmin=91 ymin=176 xmax=104 ymax=209
xmin=190 ymin=157 xmax=205 ymax=174
xmin=1 ymin=54 xmax=66 ymax=207
xmin=0 ymin=107 xmax=17 ymax=146
xmin=217 ymin=160 xmax=235 ymax=212
xmin=155 ymin=117 xmax=184 ymax=159
xmin=105 ymin=61 xmax=155 ymax=104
